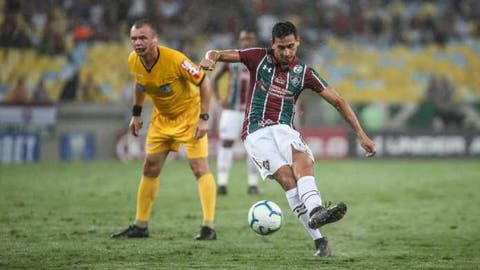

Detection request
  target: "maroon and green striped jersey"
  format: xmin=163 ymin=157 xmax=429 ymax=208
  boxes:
xmin=239 ymin=48 xmax=329 ymax=139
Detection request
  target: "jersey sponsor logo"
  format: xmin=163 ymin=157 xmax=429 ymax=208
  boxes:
xmin=159 ymin=84 xmax=172 ymax=93
xmin=268 ymin=84 xmax=294 ymax=99
xmin=293 ymin=65 xmax=303 ymax=74
xmin=181 ymin=60 xmax=201 ymax=79
xmin=290 ymin=75 xmax=301 ymax=87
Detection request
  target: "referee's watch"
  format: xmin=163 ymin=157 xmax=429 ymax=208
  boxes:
xmin=199 ymin=113 xmax=210 ymax=121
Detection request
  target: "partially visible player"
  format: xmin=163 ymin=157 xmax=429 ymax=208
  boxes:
xmin=112 ymin=19 xmax=217 ymax=240
xmin=200 ymin=21 xmax=376 ymax=256
xmin=211 ymin=29 xmax=260 ymax=195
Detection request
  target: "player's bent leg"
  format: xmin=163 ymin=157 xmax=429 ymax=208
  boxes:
xmin=294 ymin=155 xmax=324 ymax=218
xmin=273 ymin=165 xmax=298 ymax=191
xmin=189 ymin=158 xmax=217 ymax=240
xmin=276 ymin=166 xmax=330 ymax=256
xmin=286 ymin=187 xmax=330 ymax=256
xmin=290 ymin=149 xmax=346 ymax=229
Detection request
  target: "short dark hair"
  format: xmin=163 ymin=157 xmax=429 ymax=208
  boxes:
xmin=132 ymin=19 xmax=158 ymax=34
xmin=272 ymin=21 xmax=298 ymax=40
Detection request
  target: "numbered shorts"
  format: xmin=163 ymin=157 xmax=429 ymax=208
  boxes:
xmin=218 ymin=109 xmax=244 ymax=140
xmin=244 ymin=124 xmax=314 ymax=180
xmin=146 ymin=114 xmax=208 ymax=159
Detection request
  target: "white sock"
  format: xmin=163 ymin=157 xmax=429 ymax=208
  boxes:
xmin=217 ymin=145 xmax=233 ymax=186
xmin=297 ymin=176 xmax=322 ymax=213
xmin=286 ymin=188 xmax=322 ymax=240
xmin=246 ymin=157 xmax=259 ymax=186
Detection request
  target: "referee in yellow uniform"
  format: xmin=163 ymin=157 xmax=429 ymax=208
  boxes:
xmin=112 ymin=19 xmax=217 ymax=240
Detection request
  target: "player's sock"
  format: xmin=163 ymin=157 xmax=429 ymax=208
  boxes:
xmin=135 ymin=175 xmax=160 ymax=226
xmin=198 ymin=173 xmax=216 ymax=228
xmin=297 ymin=176 xmax=323 ymax=213
xmin=246 ymin=157 xmax=259 ymax=187
xmin=286 ymin=188 xmax=322 ymax=239
xmin=217 ymin=145 xmax=233 ymax=186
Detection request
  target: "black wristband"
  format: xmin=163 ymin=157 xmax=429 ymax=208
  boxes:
xmin=132 ymin=105 xmax=142 ymax=116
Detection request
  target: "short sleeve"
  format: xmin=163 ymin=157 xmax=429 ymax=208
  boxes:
xmin=304 ymin=67 xmax=329 ymax=94
xmin=127 ymin=51 xmax=136 ymax=79
xmin=178 ymin=56 xmax=206 ymax=86
xmin=239 ymin=48 xmax=267 ymax=72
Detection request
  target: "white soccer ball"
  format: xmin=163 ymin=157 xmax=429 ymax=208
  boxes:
xmin=248 ymin=200 xmax=283 ymax=235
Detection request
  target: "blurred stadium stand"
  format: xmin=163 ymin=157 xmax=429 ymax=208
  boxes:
xmin=0 ymin=0 xmax=479 ymax=161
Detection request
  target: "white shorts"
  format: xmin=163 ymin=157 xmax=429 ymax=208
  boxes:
xmin=219 ymin=109 xmax=244 ymax=140
xmin=244 ymin=124 xmax=314 ymax=180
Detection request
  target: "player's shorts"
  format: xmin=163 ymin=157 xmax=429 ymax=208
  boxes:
xmin=244 ymin=124 xmax=314 ymax=180
xmin=145 ymin=112 xmax=208 ymax=159
xmin=218 ymin=109 xmax=244 ymax=140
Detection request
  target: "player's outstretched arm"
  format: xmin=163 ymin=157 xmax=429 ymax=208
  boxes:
xmin=320 ymin=86 xmax=376 ymax=157
xmin=199 ymin=50 xmax=241 ymax=71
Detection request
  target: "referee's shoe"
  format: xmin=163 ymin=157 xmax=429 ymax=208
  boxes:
xmin=111 ymin=225 xmax=149 ymax=238
xmin=194 ymin=226 xmax=217 ymax=240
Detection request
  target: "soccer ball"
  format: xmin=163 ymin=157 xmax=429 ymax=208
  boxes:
xmin=248 ymin=200 xmax=283 ymax=235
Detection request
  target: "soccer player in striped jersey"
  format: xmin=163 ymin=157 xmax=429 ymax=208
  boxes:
xmin=200 ymin=21 xmax=376 ymax=256
xmin=211 ymin=29 xmax=260 ymax=196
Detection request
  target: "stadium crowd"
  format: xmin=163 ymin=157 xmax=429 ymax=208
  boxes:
xmin=1 ymin=0 xmax=479 ymax=54
xmin=1 ymin=0 xmax=479 ymax=130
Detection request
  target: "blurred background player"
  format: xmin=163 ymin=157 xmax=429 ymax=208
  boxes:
xmin=112 ymin=19 xmax=217 ymax=240
xmin=211 ymin=29 xmax=260 ymax=195
xmin=200 ymin=21 xmax=376 ymax=256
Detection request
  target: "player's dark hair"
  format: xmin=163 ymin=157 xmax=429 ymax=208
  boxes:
xmin=272 ymin=21 xmax=298 ymax=40
xmin=132 ymin=18 xmax=158 ymax=35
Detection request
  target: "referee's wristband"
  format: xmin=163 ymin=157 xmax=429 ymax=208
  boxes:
xmin=132 ymin=105 xmax=142 ymax=116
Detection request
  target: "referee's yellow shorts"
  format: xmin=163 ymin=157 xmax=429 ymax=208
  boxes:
xmin=145 ymin=112 xmax=208 ymax=159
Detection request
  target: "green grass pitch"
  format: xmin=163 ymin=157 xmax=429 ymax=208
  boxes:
xmin=1 ymin=159 xmax=479 ymax=269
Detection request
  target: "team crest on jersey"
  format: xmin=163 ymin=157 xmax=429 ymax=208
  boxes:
xmin=293 ymin=65 xmax=303 ymax=74
xmin=159 ymin=84 xmax=172 ymax=93
xmin=266 ymin=56 xmax=272 ymax=63
xmin=290 ymin=75 xmax=301 ymax=87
